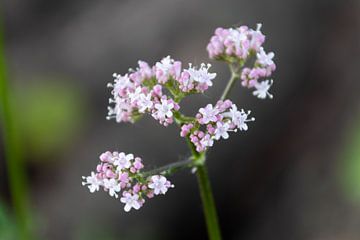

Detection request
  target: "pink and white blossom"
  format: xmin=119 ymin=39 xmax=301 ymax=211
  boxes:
xmin=82 ymin=151 xmax=174 ymax=212
xmin=114 ymin=152 xmax=134 ymax=170
xmin=103 ymin=178 xmax=121 ymax=198
xmin=155 ymin=56 xmax=181 ymax=83
xmin=82 ymin=172 xmax=102 ymax=193
xmin=198 ymin=104 xmax=219 ymax=124
xmin=120 ymin=192 xmax=141 ymax=212
xmin=214 ymin=122 xmax=230 ymax=140
xmin=207 ymin=23 xmax=276 ymax=100
xmin=183 ymin=100 xmax=255 ymax=152
xmin=148 ymin=175 xmax=173 ymax=195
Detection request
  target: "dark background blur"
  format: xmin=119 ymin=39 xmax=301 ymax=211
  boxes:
xmin=1 ymin=0 xmax=360 ymax=239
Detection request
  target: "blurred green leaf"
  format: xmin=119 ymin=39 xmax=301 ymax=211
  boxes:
xmin=341 ymin=120 xmax=360 ymax=202
xmin=0 ymin=201 xmax=16 ymax=240
xmin=14 ymin=80 xmax=87 ymax=161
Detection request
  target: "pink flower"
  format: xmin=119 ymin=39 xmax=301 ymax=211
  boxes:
xmin=214 ymin=122 xmax=230 ymax=140
xmin=207 ymin=24 xmax=276 ymax=100
xmin=155 ymin=56 xmax=181 ymax=83
xmin=198 ymin=104 xmax=219 ymax=124
xmin=82 ymin=151 xmax=174 ymax=212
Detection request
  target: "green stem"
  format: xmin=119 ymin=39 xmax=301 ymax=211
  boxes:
xmin=0 ymin=15 xmax=32 ymax=240
xmin=220 ymin=64 xmax=240 ymax=101
xmin=142 ymin=158 xmax=194 ymax=177
xmin=195 ymin=160 xmax=222 ymax=240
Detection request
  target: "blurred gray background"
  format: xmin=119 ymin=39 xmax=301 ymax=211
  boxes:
xmin=1 ymin=0 xmax=360 ymax=239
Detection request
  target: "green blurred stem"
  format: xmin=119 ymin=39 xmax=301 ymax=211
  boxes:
xmin=0 ymin=16 xmax=31 ymax=240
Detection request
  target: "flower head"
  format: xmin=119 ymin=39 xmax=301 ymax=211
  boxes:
xmin=183 ymin=100 xmax=255 ymax=152
xmin=207 ymin=24 xmax=276 ymax=99
xmin=82 ymin=151 xmax=174 ymax=212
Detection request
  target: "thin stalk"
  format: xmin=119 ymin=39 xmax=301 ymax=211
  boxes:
xmin=142 ymin=158 xmax=194 ymax=177
xmin=220 ymin=64 xmax=240 ymax=101
xmin=0 ymin=16 xmax=32 ymax=240
xmin=195 ymin=161 xmax=221 ymax=240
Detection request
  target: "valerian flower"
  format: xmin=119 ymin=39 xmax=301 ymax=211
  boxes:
xmin=253 ymin=79 xmax=273 ymax=99
xmin=84 ymin=23 xmax=276 ymax=214
xmin=207 ymin=23 xmax=276 ymax=99
xmin=180 ymin=100 xmax=255 ymax=152
xmin=82 ymin=151 xmax=174 ymax=212
xmin=148 ymin=175 xmax=174 ymax=195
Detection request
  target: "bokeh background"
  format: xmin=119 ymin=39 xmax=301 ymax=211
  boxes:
xmin=1 ymin=0 xmax=360 ymax=239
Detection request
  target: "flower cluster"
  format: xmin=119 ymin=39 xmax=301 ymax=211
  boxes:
xmin=84 ymin=23 xmax=276 ymax=214
xmin=82 ymin=151 xmax=174 ymax=212
xmin=179 ymin=63 xmax=217 ymax=93
xmin=107 ymin=56 xmax=216 ymax=125
xmin=180 ymin=100 xmax=255 ymax=152
xmin=207 ymin=23 xmax=276 ymax=99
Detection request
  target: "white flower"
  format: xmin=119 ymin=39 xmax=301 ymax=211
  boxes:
xmin=253 ymin=80 xmax=273 ymax=99
xmin=249 ymin=23 xmax=264 ymax=50
xmin=154 ymin=99 xmax=174 ymax=120
xmin=103 ymin=178 xmax=121 ymax=198
xmin=112 ymin=74 xmax=132 ymax=94
xmin=137 ymin=93 xmax=153 ymax=113
xmin=107 ymin=96 xmax=132 ymax=122
xmin=114 ymin=152 xmax=134 ymax=170
xmin=155 ymin=56 xmax=174 ymax=75
xmin=82 ymin=172 xmax=102 ymax=193
xmin=201 ymin=134 xmax=214 ymax=147
xmin=186 ymin=63 xmax=216 ymax=87
xmin=148 ymin=175 xmax=170 ymax=195
xmin=228 ymin=28 xmax=248 ymax=49
xmin=129 ymin=87 xmax=143 ymax=104
xmin=199 ymin=104 xmax=219 ymax=124
xmin=223 ymin=104 xmax=254 ymax=131
xmin=256 ymin=47 xmax=274 ymax=66
xmin=228 ymin=105 xmax=244 ymax=129
xmin=120 ymin=192 xmax=141 ymax=212
xmin=237 ymin=111 xmax=250 ymax=131
xmin=214 ymin=122 xmax=230 ymax=140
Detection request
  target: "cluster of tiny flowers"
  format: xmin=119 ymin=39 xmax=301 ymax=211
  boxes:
xmin=179 ymin=63 xmax=217 ymax=93
xmin=207 ymin=23 xmax=276 ymax=99
xmin=82 ymin=151 xmax=174 ymax=212
xmin=107 ymin=56 xmax=216 ymax=125
xmin=180 ymin=100 xmax=255 ymax=152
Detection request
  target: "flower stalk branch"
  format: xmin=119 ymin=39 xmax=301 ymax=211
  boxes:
xmin=141 ymin=158 xmax=195 ymax=177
